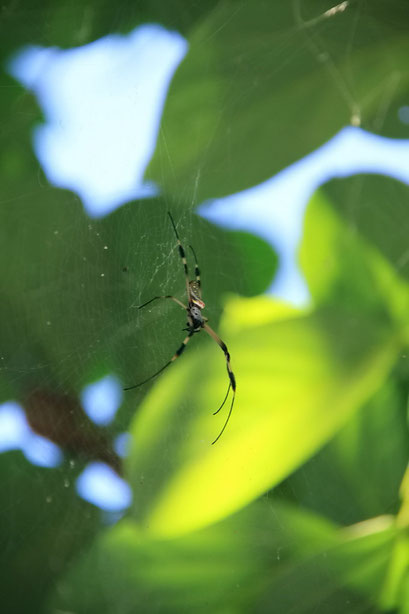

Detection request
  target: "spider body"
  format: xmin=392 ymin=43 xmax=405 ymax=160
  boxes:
xmin=182 ymin=281 xmax=206 ymax=332
xmin=124 ymin=212 xmax=236 ymax=444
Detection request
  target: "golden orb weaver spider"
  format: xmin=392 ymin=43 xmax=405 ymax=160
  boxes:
xmin=124 ymin=212 xmax=236 ymax=444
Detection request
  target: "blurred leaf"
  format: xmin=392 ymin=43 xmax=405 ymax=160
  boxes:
xmin=397 ymin=572 xmax=409 ymax=614
xmin=126 ymin=296 xmax=398 ymax=537
xmin=0 ymin=451 xmax=99 ymax=614
xmin=148 ymin=0 xmax=409 ymax=203
xmin=49 ymin=500 xmax=281 ymax=614
xmin=48 ymin=499 xmax=397 ymax=614
xmin=275 ymin=178 xmax=409 ymax=527
xmin=382 ymin=532 xmax=409 ymax=612
xmin=300 ymin=188 xmax=409 ymax=325
xmin=323 ymin=175 xmax=409 ymax=291
xmin=0 ymin=0 xmax=220 ymax=55
xmin=397 ymin=465 xmax=409 ymax=529
xmin=379 ymin=466 xmax=409 ymax=610
xmin=278 ymin=379 xmax=409 ymax=526
xmin=255 ymin=516 xmax=397 ymax=614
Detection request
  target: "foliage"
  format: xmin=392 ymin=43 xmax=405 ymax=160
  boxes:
xmin=1 ymin=1 xmax=409 ymax=613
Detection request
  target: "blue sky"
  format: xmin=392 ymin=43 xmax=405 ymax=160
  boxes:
xmin=8 ymin=25 xmax=187 ymax=215
xmin=5 ymin=22 xmax=409 ymax=510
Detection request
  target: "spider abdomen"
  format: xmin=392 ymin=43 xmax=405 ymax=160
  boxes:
xmin=189 ymin=303 xmax=204 ymax=331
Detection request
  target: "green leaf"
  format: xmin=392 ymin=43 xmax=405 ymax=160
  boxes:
xmin=0 ymin=0 xmax=220 ymax=57
xmin=279 ymin=379 xmax=409 ymax=526
xmin=0 ymin=452 xmax=100 ymax=614
xmin=148 ymin=0 xmax=409 ymax=203
xmin=322 ymin=175 xmax=409 ymax=297
xmin=126 ymin=296 xmax=398 ymax=537
xmin=300 ymin=188 xmax=409 ymax=324
xmin=48 ymin=499 xmax=397 ymax=614
xmin=258 ymin=516 xmax=398 ymax=614
xmin=379 ymin=466 xmax=409 ymax=610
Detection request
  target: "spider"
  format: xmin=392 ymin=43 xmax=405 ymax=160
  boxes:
xmin=124 ymin=212 xmax=236 ymax=444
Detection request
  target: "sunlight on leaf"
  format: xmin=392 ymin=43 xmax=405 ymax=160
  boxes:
xmin=127 ymin=297 xmax=398 ymax=537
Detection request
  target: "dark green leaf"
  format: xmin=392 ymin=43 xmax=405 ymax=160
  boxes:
xmin=0 ymin=452 xmax=99 ymax=614
xmin=148 ymin=0 xmax=409 ymax=202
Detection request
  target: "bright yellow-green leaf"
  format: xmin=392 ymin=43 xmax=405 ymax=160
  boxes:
xmin=126 ymin=298 xmax=398 ymax=537
xmin=220 ymin=294 xmax=303 ymax=336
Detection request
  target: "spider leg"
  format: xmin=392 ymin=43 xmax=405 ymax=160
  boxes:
xmin=203 ymin=324 xmax=236 ymax=444
xmin=124 ymin=330 xmax=194 ymax=391
xmin=212 ymin=392 xmax=235 ymax=445
xmin=168 ymin=212 xmax=190 ymax=301
xmin=213 ymin=383 xmax=231 ymax=416
xmin=203 ymin=324 xmax=236 ymax=396
xmin=188 ymin=244 xmax=201 ymax=294
xmin=138 ymin=295 xmax=186 ymax=310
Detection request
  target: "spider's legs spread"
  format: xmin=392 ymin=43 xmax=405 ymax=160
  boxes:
xmin=203 ymin=324 xmax=236 ymax=444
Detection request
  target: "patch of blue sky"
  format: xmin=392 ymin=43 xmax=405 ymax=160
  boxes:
xmin=0 ymin=393 xmax=129 ymax=510
xmin=23 ymin=432 xmax=63 ymax=468
xmin=0 ymin=401 xmax=28 ymax=453
xmin=81 ymin=374 xmax=123 ymax=426
xmin=76 ymin=461 xmax=132 ymax=512
xmin=0 ymin=401 xmax=62 ymax=467
xmin=114 ymin=432 xmax=132 ymax=458
xmin=8 ymin=25 xmax=188 ymax=217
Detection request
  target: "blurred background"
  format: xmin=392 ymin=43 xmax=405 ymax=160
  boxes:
xmin=2 ymin=1 xmax=409 ymax=612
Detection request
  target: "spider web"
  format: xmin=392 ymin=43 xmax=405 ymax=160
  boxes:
xmin=1 ymin=1 xmax=409 ymax=612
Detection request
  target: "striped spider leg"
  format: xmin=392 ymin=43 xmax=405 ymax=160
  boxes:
xmin=124 ymin=212 xmax=236 ymax=444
